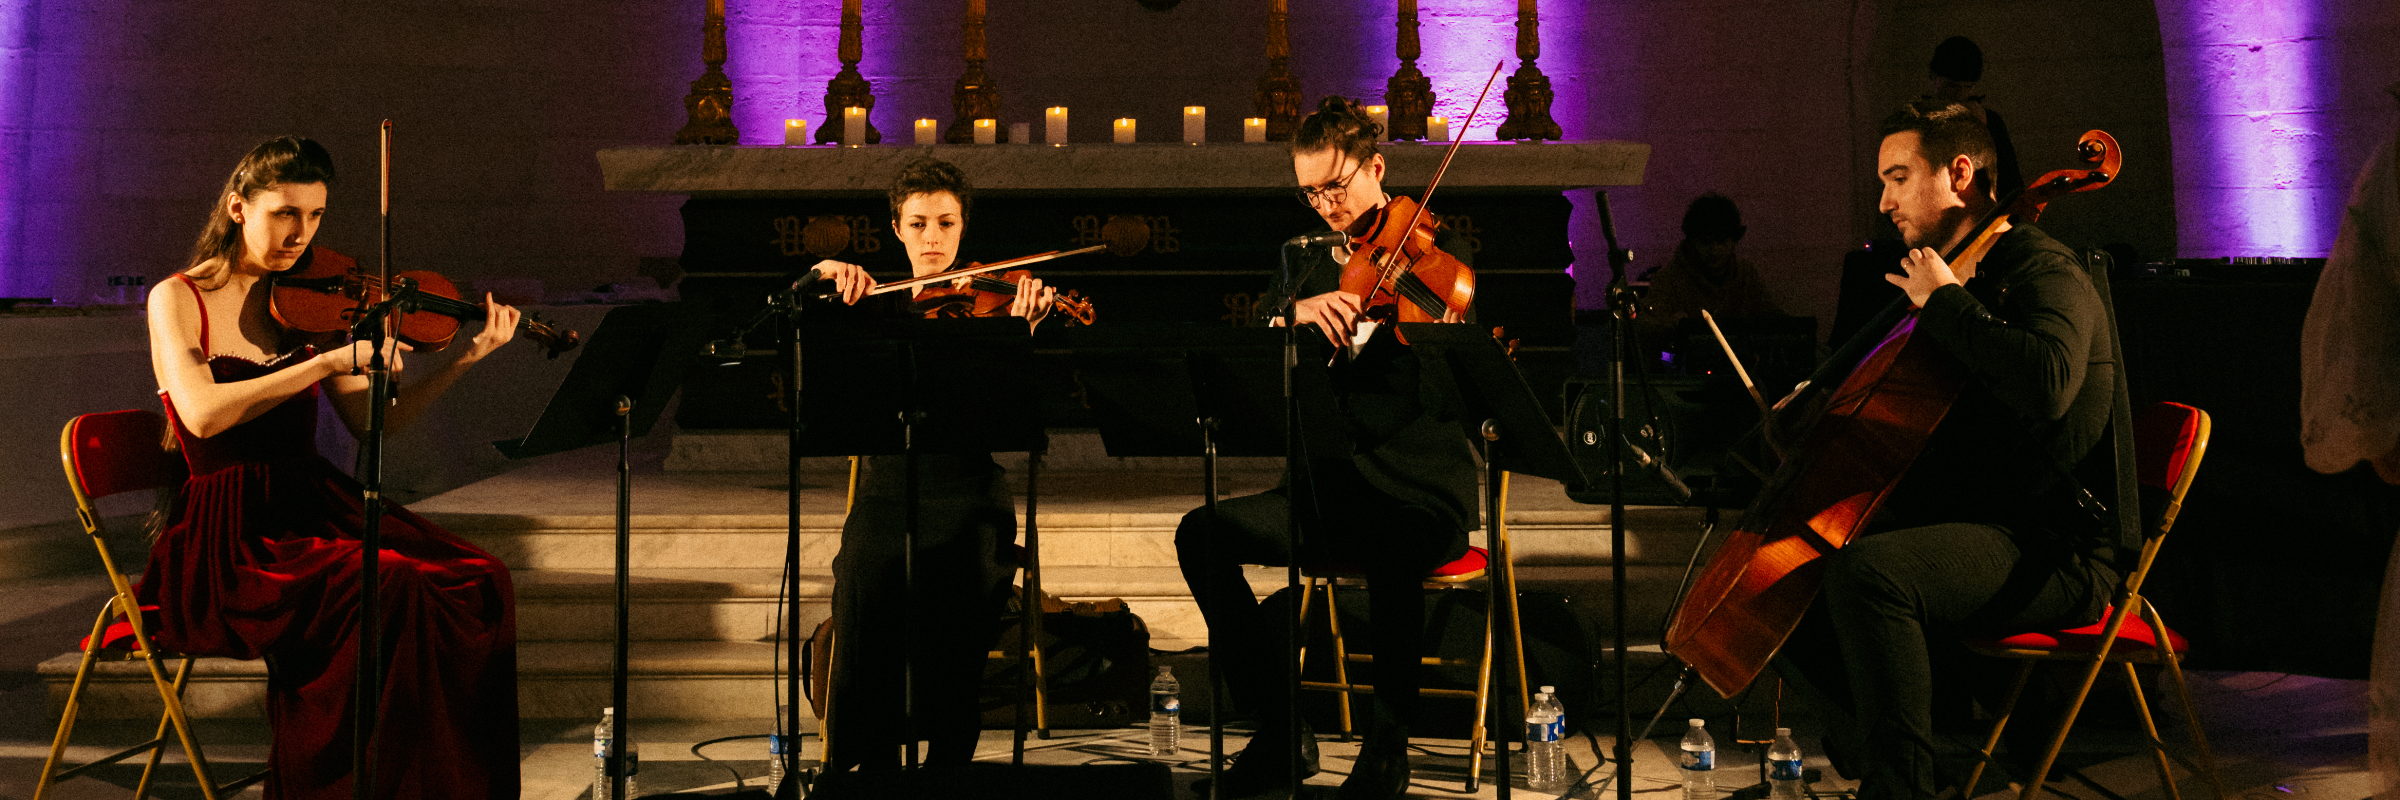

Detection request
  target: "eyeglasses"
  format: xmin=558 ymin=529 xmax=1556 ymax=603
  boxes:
xmin=1294 ymin=161 xmax=1368 ymax=208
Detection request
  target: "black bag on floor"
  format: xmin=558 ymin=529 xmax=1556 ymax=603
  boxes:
xmin=978 ymin=591 xmax=1152 ymax=730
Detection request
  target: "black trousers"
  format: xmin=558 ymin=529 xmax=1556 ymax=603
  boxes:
xmin=826 ymin=454 xmax=1017 ymax=770
xmin=1174 ymin=458 xmax=1468 ymax=740
xmin=1777 ymin=522 xmax=2116 ymax=800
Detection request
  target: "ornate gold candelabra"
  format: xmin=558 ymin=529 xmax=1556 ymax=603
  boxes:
xmin=818 ymin=0 xmax=882 ymax=144
xmin=1383 ymin=0 xmax=1433 ymax=141
xmin=674 ymin=0 xmax=739 ymax=144
xmin=946 ymin=0 xmax=1004 ymax=143
xmin=1254 ymin=0 xmax=1304 ymax=142
xmin=1497 ymin=0 xmax=1562 ymax=141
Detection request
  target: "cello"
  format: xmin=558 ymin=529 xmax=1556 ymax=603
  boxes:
xmin=1663 ymin=130 xmax=2123 ymax=697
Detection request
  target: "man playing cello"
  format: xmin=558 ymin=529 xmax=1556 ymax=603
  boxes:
xmin=1774 ymin=99 xmax=2129 ymax=799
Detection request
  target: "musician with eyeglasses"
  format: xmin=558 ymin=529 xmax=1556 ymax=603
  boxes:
xmin=1173 ymin=96 xmax=1478 ymax=800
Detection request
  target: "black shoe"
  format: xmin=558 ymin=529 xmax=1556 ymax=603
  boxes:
xmin=1195 ymin=720 xmax=1321 ymax=797
xmin=1336 ymin=738 xmax=1412 ymax=800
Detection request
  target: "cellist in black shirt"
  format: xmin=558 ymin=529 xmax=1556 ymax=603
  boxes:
xmin=1777 ymin=100 xmax=2131 ymax=800
xmin=1174 ymin=97 xmax=1479 ymax=800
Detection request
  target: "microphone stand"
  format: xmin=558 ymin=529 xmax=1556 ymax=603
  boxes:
xmin=1276 ymin=242 xmax=1314 ymax=799
xmin=351 ymin=120 xmax=402 ymax=800
xmin=1597 ymin=191 xmax=1637 ymax=800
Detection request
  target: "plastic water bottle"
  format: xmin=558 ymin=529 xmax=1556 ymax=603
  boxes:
xmin=1767 ymin=727 xmax=1804 ymax=800
xmin=1680 ymin=718 xmax=1716 ymax=800
xmin=593 ymin=709 xmax=639 ymax=800
xmin=766 ymin=704 xmax=795 ymax=796
xmin=1149 ymin=666 xmax=1182 ymax=756
xmin=1525 ymin=685 xmax=1568 ymax=790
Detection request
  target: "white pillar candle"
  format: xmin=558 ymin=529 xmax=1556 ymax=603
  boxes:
xmin=974 ymin=118 xmax=997 ymax=144
xmin=1183 ymin=106 xmax=1206 ymax=144
xmin=1046 ymin=107 xmax=1069 ymax=145
xmin=1114 ymin=117 xmax=1136 ymax=144
xmin=1364 ymin=105 xmax=1389 ymax=139
xmin=1244 ymin=117 xmax=1266 ymax=143
xmin=1009 ymin=122 xmax=1031 ymax=144
xmin=843 ymin=107 xmax=866 ymax=146
xmin=785 ymin=119 xmax=809 ymax=146
xmin=914 ymin=118 xmax=937 ymax=146
xmin=1427 ymin=115 xmax=1449 ymax=143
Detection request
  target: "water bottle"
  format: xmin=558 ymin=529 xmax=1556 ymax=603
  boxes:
xmin=593 ymin=708 xmax=639 ymax=800
xmin=1767 ymin=727 xmax=1804 ymax=800
xmin=1680 ymin=718 xmax=1716 ymax=800
xmin=1149 ymin=666 xmax=1182 ymax=756
xmin=1525 ymin=686 xmax=1568 ymax=790
xmin=766 ymin=704 xmax=795 ymax=796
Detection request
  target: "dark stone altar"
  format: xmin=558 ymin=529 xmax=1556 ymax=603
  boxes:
xmin=595 ymin=141 xmax=1649 ymax=429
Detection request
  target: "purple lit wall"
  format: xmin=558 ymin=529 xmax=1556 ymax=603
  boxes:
xmin=2158 ymin=0 xmax=2399 ymax=259
xmin=1 ymin=1 xmax=41 ymax=298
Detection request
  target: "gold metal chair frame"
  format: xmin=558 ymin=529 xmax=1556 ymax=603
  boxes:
xmin=38 ymin=411 xmax=269 ymax=800
xmin=1293 ymin=470 xmax=1530 ymax=791
xmin=1961 ymin=404 xmax=2226 ymax=800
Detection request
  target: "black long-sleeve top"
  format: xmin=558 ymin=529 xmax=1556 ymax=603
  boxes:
xmin=1879 ymin=223 xmax=2130 ymax=566
xmin=1260 ymin=225 xmax=1484 ymax=533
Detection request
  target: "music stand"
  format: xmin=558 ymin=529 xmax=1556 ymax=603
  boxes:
xmin=1065 ymin=324 xmax=1347 ymax=800
xmin=495 ymin=303 xmax=714 ymax=800
xmin=1402 ymin=322 xmax=1588 ymax=798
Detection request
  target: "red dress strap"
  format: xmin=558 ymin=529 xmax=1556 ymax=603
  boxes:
xmin=172 ymin=273 xmax=210 ymax=354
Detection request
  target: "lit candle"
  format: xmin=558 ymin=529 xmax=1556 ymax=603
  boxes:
xmin=1183 ymin=106 xmax=1206 ymax=144
xmin=1114 ymin=117 xmax=1136 ymax=144
xmin=1046 ymin=106 xmax=1069 ymax=144
xmin=1244 ymin=117 xmax=1266 ymax=143
xmin=914 ymin=118 xmax=937 ymax=146
xmin=1365 ymin=105 xmax=1389 ymax=139
xmin=1009 ymin=122 xmax=1032 ymax=144
xmin=843 ymin=107 xmax=866 ymax=146
xmin=974 ymin=118 xmax=997 ymax=144
xmin=785 ymin=119 xmax=809 ymax=146
xmin=1427 ymin=115 xmax=1449 ymax=143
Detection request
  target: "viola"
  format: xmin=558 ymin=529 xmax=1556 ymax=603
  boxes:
xmin=269 ymin=246 xmax=581 ymax=359
xmin=1663 ymin=130 xmax=2123 ymax=698
xmin=910 ymin=268 xmax=1097 ymax=326
xmin=1335 ymin=62 xmax=1503 ymax=345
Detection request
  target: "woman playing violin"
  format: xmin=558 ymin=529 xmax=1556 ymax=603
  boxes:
xmin=1174 ymin=97 xmax=1479 ymax=800
xmin=801 ymin=157 xmax=1043 ymax=770
xmin=139 ymin=136 xmax=521 ymax=798
xmin=1776 ymin=100 xmax=2127 ymax=800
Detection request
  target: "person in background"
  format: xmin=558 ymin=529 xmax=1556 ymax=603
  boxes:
xmin=1634 ymin=193 xmax=1786 ymax=366
xmin=1928 ymin=35 xmax=2024 ymax=203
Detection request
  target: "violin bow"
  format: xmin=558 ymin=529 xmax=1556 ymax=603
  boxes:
xmin=860 ymin=245 xmax=1107 ymax=297
xmin=1371 ymin=61 xmax=1505 ymax=294
xmin=1702 ymin=309 xmax=1788 ymax=462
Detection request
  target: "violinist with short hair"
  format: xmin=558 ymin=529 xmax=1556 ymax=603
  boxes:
xmin=1174 ymin=96 xmax=1478 ymax=800
xmin=1775 ymin=99 xmax=2128 ymax=800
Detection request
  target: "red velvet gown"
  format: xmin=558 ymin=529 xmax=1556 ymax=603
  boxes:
xmin=137 ymin=275 xmax=518 ymax=799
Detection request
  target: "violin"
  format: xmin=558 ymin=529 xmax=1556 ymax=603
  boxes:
xmin=1663 ymin=130 xmax=2123 ymax=698
xmin=911 ymin=268 xmax=1097 ymax=326
xmin=1336 ymin=62 xmax=1503 ymax=345
xmin=269 ymin=246 xmax=582 ymax=359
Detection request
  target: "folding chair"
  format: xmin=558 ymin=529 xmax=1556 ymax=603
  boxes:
xmin=38 ymin=409 xmax=268 ymax=800
xmin=1294 ymin=471 xmax=1531 ymax=791
xmin=1961 ymin=401 xmax=2226 ymax=800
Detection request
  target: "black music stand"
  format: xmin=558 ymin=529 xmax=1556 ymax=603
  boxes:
xmin=1402 ymin=323 xmax=1588 ymax=797
xmin=1065 ymin=324 xmax=1347 ymax=800
xmin=797 ymin=317 xmax=1053 ymax=786
xmin=495 ymin=303 xmax=714 ymax=800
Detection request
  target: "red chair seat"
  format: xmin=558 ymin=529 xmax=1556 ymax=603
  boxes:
xmin=1305 ymin=546 xmax=1489 ymax=580
xmin=1965 ymin=605 xmax=2190 ymax=655
xmin=79 ymin=605 xmax=162 ymax=652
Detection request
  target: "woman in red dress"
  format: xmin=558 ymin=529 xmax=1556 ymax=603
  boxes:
xmin=139 ymin=136 xmax=522 ymax=798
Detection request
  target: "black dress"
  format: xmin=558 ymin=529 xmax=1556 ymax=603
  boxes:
xmin=820 ymin=293 xmax=1019 ymax=769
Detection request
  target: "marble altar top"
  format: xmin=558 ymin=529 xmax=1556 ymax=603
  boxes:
xmin=596 ymin=140 xmax=1648 ymax=197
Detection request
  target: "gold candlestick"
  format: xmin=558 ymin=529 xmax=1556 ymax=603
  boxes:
xmin=946 ymin=0 xmax=1004 ymax=143
xmin=1383 ymin=0 xmax=1433 ymax=141
xmin=1497 ymin=0 xmax=1562 ymax=141
xmin=1254 ymin=0 xmax=1303 ymax=142
xmin=819 ymin=0 xmax=881 ymax=144
xmin=674 ymin=0 xmax=739 ymax=145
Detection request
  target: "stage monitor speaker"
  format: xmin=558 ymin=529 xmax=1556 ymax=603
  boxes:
xmin=808 ymin=762 xmax=1175 ymax=800
xmin=1563 ymin=374 xmax=1756 ymax=507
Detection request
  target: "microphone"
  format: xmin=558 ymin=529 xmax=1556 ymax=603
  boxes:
xmin=784 ymin=267 xmax=826 ymax=296
xmin=1622 ymin=441 xmax=1696 ymax=505
xmin=1284 ymin=231 xmax=1351 ymax=249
